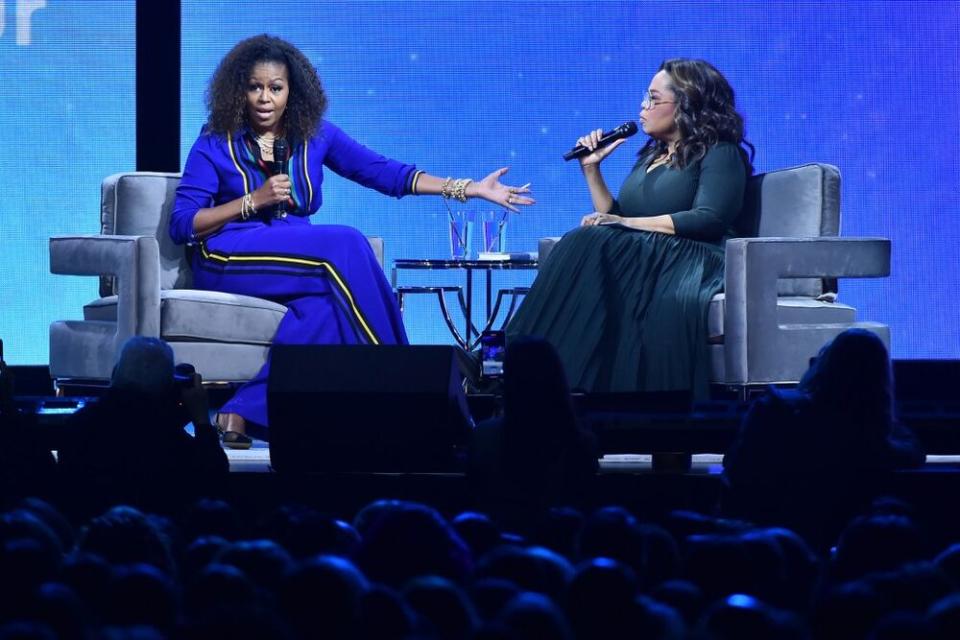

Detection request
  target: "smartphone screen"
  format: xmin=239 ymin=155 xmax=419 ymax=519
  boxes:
xmin=480 ymin=330 xmax=505 ymax=378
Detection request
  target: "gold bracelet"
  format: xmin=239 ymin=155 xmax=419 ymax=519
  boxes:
xmin=440 ymin=176 xmax=472 ymax=201
xmin=452 ymin=178 xmax=472 ymax=202
xmin=440 ymin=176 xmax=454 ymax=199
xmin=411 ymin=170 xmax=424 ymax=195
xmin=240 ymin=193 xmax=256 ymax=220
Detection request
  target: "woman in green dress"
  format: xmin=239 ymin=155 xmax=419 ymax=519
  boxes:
xmin=508 ymin=59 xmax=753 ymax=398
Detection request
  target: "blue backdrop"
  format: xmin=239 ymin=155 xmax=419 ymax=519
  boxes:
xmin=180 ymin=0 xmax=960 ymax=358
xmin=0 ymin=0 xmax=135 ymax=365
xmin=2 ymin=1 xmax=957 ymax=363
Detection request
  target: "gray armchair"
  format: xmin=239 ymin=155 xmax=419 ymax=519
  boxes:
xmin=49 ymin=172 xmax=384 ymax=386
xmin=538 ymin=163 xmax=890 ymax=391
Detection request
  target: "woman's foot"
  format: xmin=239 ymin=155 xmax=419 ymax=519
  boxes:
xmin=216 ymin=412 xmax=253 ymax=450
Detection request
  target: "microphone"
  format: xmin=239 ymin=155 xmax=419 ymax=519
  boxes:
xmin=273 ymin=138 xmax=289 ymax=215
xmin=563 ymin=121 xmax=639 ymax=161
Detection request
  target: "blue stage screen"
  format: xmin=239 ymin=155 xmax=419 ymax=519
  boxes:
xmin=181 ymin=0 xmax=960 ymax=358
xmin=3 ymin=2 xmax=953 ymax=365
xmin=0 ymin=0 xmax=135 ymax=364
xmin=187 ymin=1 xmax=948 ymax=360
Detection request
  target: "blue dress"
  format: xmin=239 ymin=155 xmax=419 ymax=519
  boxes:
xmin=171 ymin=121 xmax=415 ymax=426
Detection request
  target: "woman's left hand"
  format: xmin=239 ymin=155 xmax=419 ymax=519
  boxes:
xmin=581 ymin=212 xmax=624 ymax=227
xmin=471 ymin=167 xmax=535 ymax=212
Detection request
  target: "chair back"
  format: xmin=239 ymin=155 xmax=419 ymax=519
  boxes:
xmin=735 ymin=163 xmax=840 ymax=297
xmin=99 ymin=172 xmax=188 ymax=296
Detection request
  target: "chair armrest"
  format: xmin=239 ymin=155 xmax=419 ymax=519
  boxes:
xmin=538 ymin=237 xmax=562 ymax=269
xmin=723 ymin=237 xmax=890 ymax=383
xmin=50 ymin=235 xmax=162 ymax=348
xmin=367 ymin=236 xmax=384 ymax=269
xmin=725 ymin=236 xmax=890 ymax=281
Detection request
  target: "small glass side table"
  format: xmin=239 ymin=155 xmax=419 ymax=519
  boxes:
xmin=391 ymin=257 xmax=538 ymax=349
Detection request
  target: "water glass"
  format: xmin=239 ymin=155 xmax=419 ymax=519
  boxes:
xmin=448 ymin=210 xmax=474 ymax=259
xmin=481 ymin=210 xmax=509 ymax=254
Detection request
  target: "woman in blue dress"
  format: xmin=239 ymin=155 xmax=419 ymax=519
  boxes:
xmin=172 ymin=35 xmax=533 ymax=447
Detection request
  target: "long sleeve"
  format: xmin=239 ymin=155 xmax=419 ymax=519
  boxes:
xmin=669 ymin=143 xmax=746 ymax=241
xmin=171 ymin=134 xmax=220 ymax=245
xmin=320 ymin=121 xmax=416 ymax=198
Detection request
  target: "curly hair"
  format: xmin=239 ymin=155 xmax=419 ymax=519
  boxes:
xmin=205 ymin=34 xmax=327 ymax=141
xmin=639 ymin=58 xmax=754 ymax=172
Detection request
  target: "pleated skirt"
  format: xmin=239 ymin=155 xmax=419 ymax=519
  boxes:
xmin=507 ymin=225 xmax=724 ymax=397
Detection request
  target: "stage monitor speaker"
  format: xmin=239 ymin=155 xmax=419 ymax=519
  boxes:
xmin=267 ymin=345 xmax=472 ymax=473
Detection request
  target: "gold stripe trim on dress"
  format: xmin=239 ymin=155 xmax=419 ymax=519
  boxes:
xmin=303 ymin=142 xmax=313 ymax=205
xmin=227 ymin=134 xmax=250 ymax=194
xmin=198 ymin=242 xmax=379 ymax=344
xmin=411 ymin=170 xmax=424 ymax=194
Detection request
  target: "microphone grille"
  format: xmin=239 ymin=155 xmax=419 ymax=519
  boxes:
xmin=273 ymin=138 xmax=289 ymax=160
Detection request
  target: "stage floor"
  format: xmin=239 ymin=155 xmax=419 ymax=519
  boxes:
xmin=226 ymin=442 xmax=726 ymax=474
xmin=224 ymin=440 xmax=960 ymax=474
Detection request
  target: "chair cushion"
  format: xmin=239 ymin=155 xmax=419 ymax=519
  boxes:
xmin=737 ymin=163 xmax=841 ymax=298
xmin=84 ymin=289 xmax=287 ymax=345
xmin=707 ymin=294 xmax=856 ymax=341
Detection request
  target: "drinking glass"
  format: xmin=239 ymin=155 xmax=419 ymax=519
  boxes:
xmin=481 ymin=210 xmax=509 ymax=254
xmin=448 ymin=210 xmax=474 ymax=259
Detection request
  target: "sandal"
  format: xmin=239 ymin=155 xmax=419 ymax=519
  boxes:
xmin=215 ymin=412 xmax=253 ymax=450
xmin=220 ymin=429 xmax=253 ymax=450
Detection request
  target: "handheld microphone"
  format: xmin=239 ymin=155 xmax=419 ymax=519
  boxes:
xmin=273 ymin=138 xmax=289 ymax=215
xmin=563 ymin=121 xmax=639 ymax=161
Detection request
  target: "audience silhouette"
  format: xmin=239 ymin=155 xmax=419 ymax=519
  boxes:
xmin=0 ymin=343 xmax=57 ymax=499
xmin=469 ymin=336 xmax=599 ymax=530
xmin=56 ymin=337 xmax=228 ymax=515
xmin=2 ymin=308 xmax=958 ymax=638
xmin=0 ymin=491 xmax=957 ymax=638
xmin=722 ymin=328 xmax=924 ymax=549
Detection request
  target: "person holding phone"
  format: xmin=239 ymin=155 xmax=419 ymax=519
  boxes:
xmin=508 ymin=59 xmax=753 ymax=399
xmin=481 ymin=330 xmax=506 ymax=378
xmin=57 ymin=337 xmax=229 ymax=506
xmin=172 ymin=35 xmax=534 ymax=447
xmin=469 ymin=336 xmax=599 ymax=527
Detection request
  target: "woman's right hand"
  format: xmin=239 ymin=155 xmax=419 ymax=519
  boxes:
xmin=576 ymin=129 xmax=628 ymax=167
xmin=252 ymin=174 xmax=293 ymax=209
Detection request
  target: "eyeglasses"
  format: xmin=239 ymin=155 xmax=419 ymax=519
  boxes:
xmin=641 ymin=94 xmax=676 ymax=110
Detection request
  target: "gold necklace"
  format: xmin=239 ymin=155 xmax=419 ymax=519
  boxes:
xmin=254 ymin=132 xmax=276 ymax=156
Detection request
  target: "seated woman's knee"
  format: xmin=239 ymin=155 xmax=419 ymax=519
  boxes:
xmin=304 ymin=225 xmax=372 ymax=253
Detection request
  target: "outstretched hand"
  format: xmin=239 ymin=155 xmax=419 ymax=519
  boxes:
xmin=472 ymin=167 xmax=535 ymax=212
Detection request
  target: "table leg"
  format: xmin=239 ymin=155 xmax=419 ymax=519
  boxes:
xmin=485 ymin=269 xmax=492 ymax=329
xmin=465 ymin=268 xmax=473 ymax=347
xmin=396 ymin=286 xmax=468 ymax=348
xmin=502 ymin=287 xmax=529 ymax=327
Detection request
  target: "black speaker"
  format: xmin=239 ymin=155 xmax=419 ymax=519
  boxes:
xmin=267 ymin=345 xmax=472 ymax=472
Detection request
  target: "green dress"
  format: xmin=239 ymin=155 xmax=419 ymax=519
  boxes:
xmin=508 ymin=142 xmax=747 ymax=397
